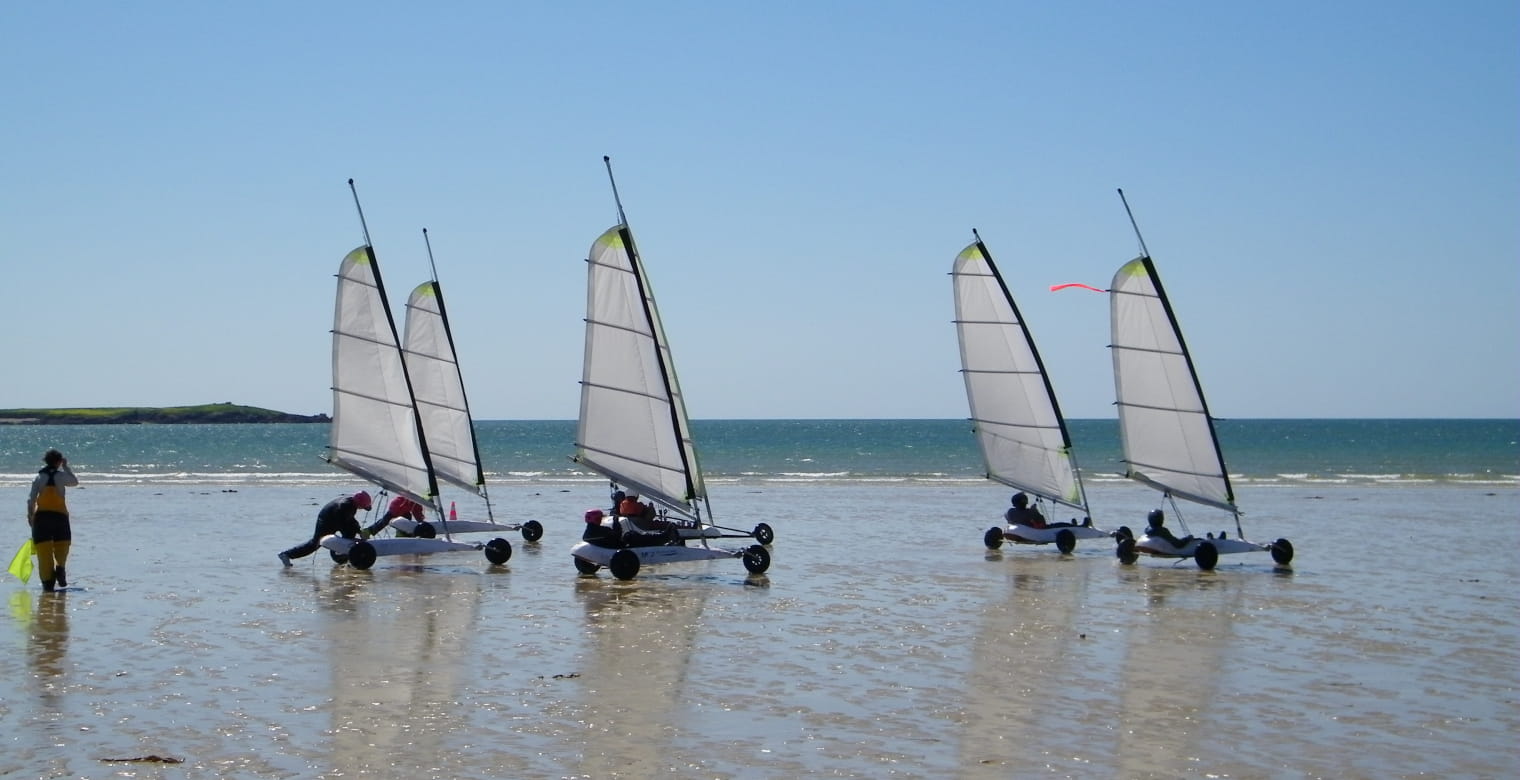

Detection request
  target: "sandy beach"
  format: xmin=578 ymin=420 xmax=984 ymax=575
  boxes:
xmin=2 ymin=481 xmax=1517 ymax=778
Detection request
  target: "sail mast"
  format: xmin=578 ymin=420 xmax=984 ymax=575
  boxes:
xmin=420 ymin=228 xmax=493 ymax=521
xmin=601 ymin=156 xmax=705 ymax=518
xmin=1110 ymin=189 xmax=1238 ymax=534
xmin=971 ymin=229 xmax=1088 ymax=513
xmin=341 ymin=178 xmax=440 ymax=509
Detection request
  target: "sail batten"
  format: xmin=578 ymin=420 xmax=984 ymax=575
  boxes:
xmin=952 ymin=238 xmax=1088 ymax=511
xmin=1110 ymin=255 xmax=1236 ymax=512
xmin=575 ymin=224 xmax=706 ymax=522
xmin=327 ymin=245 xmax=439 ymax=509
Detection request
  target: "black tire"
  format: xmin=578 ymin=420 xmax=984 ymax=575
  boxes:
xmin=329 ymin=549 xmax=349 ymax=564
xmin=742 ymin=544 xmax=771 ymax=574
xmin=414 ymin=521 xmax=437 ymax=539
xmin=520 ymin=520 xmax=544 ymax=542
xmin=1116 ymin=537 xmax=1138 ymax=565
xmin=1115 ymin=525 xmax=1134 ymax=542
xmin=348 ymin=540 xmax=378 ymax=570
xmin=609 ymin=549 xmax=641 ymax=580
xmin=753 ymin=523 xmax=775 ymax=545
xmin=1271 ymin=538 xmax=1294 ymax=565
xmin=1194 ymin=541 xmax=1219 ymax=571
xmin=1056 ymin=529 xmax=1077 ymax=554
xmin=573 ymin=556 xmax=600 ymax=575
xmin=983 ymin=526 xmax=1005 ymax=550
xmin=484 ymin=538 xmax=512 ymax=565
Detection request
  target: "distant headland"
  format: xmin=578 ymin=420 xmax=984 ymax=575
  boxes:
xmin=0 ymin=403 xmax=330 ymax=425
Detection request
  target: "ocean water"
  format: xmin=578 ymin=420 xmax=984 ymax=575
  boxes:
xmin=0 ymin=421 xmax=1517 ymax=778
xmin=1 ymin=418 xmax=1516 ymax=488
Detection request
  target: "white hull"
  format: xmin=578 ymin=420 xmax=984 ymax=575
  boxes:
xmin=1131 ymin=534 xmax=1266 ymax=559
xmin=570 ymin=540 xmax=740 ymax=567
xmin=1002 ymin=524 xmax=1112 ymax=545
xmin=323 ymin=535 xmax=479 ymax=557
xmin=391 ymin=518 xmax=522 ymax=536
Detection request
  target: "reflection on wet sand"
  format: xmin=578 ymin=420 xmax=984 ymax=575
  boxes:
xmin=322 ymin=566 xmax=484 ymax=776
xmin=955 ymin=555 xmax=1104 ymax=775
xmin=1112 ymin=565 xmax=1244 ymax=777
xmin=567 ymin=577 xmax=713 ymax=777
xmin=28 ymin=591 xmax=71 ymax=701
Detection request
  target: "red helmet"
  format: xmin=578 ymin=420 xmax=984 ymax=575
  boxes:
xmin=352 ymin=490 xmax=373 ymax=510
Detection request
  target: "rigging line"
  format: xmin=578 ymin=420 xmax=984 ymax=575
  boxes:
xmin=1116 ymin=188 xmax=1150 ymax=259
xmin=604 ymin=155 xmax=628 ymax=226
xmin=422 ymin=227 xmax=440 ymax=283
xmin=348 ymin=178 xmax=373 ymax=248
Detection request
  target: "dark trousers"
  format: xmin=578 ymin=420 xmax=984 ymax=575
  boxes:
xmin=282 ymin=514 xmax=359 ymax=560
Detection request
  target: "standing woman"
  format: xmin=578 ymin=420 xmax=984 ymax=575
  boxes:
xmin=26 ymin=449 xmax=78 ymax=592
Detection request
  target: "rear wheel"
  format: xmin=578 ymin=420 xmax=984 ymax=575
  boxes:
xmin=609 ymin=549 xmax=641 ymax=580
xmin=752 ymin=523 xmax=775 ymax=545
xmin=348 ymin=541 xmax=378 ymax=570
xmin=1116 ymin=537 xmax=1138 ymax=564
xmin=329 ymin=549 xmax=349 ymax=564
xmin=1270 ymin=538 xmax=1294 ymax=565
xmin=983 ymin=527 xmax=1005 ymax=550
xmin=484 ymin=538 xmax=512 ymax=565
xmin=415 ymin=521 xmax=437 ymax=539
xmin=1056 ymin=529 xmax=1077 ymax=554
xmin=742 ymin=545 xmax=771 ymax=574
xmin=520 ymin=520 xmax=544 ymax=542
xmin=573 ymin=556 xmax=600 ymax=575
xmin=1194 ymin=541 xmax=1219 ymax=571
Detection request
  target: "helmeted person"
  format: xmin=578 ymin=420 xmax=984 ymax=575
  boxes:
xmin=27 ymin=449 xmax=79 ymax=592
xmin=1004 ymin=492 xmax=1048 ymax=528
xmin=617 ymin=492 xmax=679 ymax=543
xmin=279 ymin=491 xmax=373 ymax=566
xmin=365 ymin=495 xmax=427 ymax=537
xmin=1145 ymin=509 xmax=1194 ymax=549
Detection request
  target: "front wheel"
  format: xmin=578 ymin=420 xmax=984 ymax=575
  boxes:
xmin=329 ymin=549 xmax=349 ymax=565
xmin=414 ymin=521 xmax=437 ymax=539
xmin=1055 ymin=529 xmax=1077 ymax=554
xmin=484 ymin=538 xmax=512 ymax=565
xmin=1116 ymin=537 xmax=1138 ymax=565
xmin=348 ymin=540 xmax=378 ymax=570
xmin=573 ymin=556 xmax=600 ymax=575
xmin=752 ymin=523 xmax=775 ymax=545
xmin=609 ymin=549 xmax=641 ymax=580
xmin=1270 ymin=538 xmax=1294 ymax=565
xmin=983 ymin=526 xmax=1005 ymax=550
xmin=1194 ymin=541 xmax=1219 ymax=571
xmin=742 ymin=544 xmax=771 ymax=574
xmin=520 ymin=520 xmax=544 ymax=542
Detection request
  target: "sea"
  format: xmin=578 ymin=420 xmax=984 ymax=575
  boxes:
xmin=0 ymin=419 xmax=1516 ymax=779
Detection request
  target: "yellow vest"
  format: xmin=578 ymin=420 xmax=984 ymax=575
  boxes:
xmin=35 ymin=470 xmax=67 ymax=514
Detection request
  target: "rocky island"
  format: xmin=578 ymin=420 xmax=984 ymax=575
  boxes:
xmin=0 ymin=403 xmax=330 ymax=425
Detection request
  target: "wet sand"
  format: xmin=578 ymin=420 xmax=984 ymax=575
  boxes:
xmin=2 ymin=483 xmax=1516 ymax=778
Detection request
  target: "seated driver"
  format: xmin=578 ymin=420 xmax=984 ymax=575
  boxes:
xmin=1145 ymin=509 xmax=1194 ymax=549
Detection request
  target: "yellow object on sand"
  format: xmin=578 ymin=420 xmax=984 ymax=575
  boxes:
xmin=8 ymin=539 xmax=34 ymax=583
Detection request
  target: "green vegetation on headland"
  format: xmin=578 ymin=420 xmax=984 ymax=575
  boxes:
xmin=0 ymin=403 xmax=330 ymax=425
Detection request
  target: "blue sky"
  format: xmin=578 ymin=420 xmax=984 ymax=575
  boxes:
xmin=4 ymin=1 xmax=1516 ymax=419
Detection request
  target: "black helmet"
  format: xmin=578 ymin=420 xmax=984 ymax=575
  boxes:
xmin=1147 ymin=509 xmax=1164 ymax=525
xmin=1012 ymin=492 xmax=1029 ymax=508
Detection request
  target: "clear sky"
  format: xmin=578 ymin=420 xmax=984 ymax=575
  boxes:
xmin=4 ymin=1 xmax=1516 ymax=420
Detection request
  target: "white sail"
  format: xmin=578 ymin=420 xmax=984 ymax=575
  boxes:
xmin=573 ymin=224 xmax=705 ymax=521
xmin=403 ymin=280 xmax=485 ymax=497
xmin=952 ymin=238 xmax=1087 ymax=511
xmin=326 ymin=245 xmax=438 ymax=508
xmin=1109 ymin=256 xmax=1234 ymax=512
